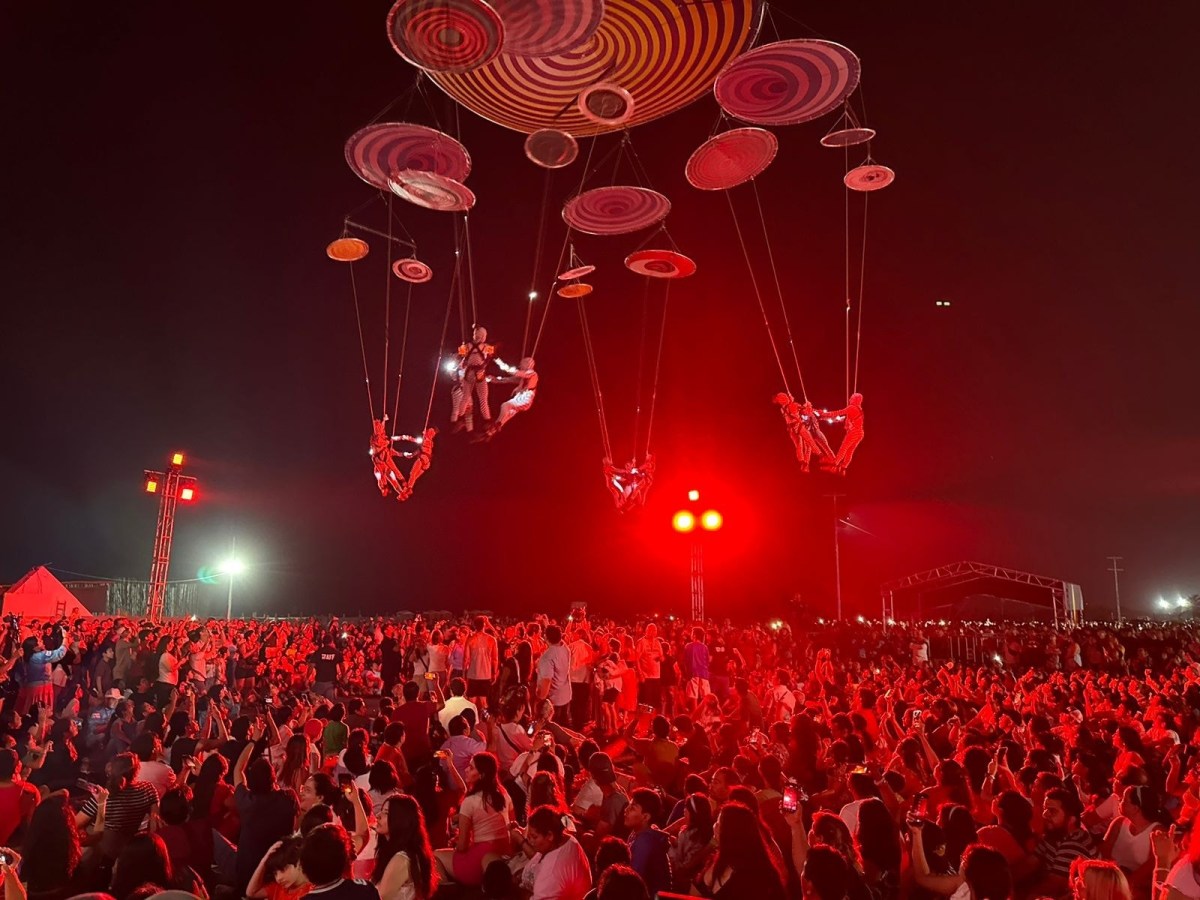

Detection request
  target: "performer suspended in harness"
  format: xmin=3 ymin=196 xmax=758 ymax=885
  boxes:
xmin=393 ymin=427 xmax=437 ymax=501
xmin=482 ymin=357 xmax=538 ymax=440
xmin=823 ymin=393 xmax=865 ymax=474
xmin=772 ymin=394 xmax=833 ymax=473
xmin=448 ymin=364 xmax=475 ymax=434
xmin=452 ymin=326 xmax=495 ymax=433
xmin=602 ymin=454 xmax=655 ymax=512
xmin=369 ymin=417 xmax=408 ymax=498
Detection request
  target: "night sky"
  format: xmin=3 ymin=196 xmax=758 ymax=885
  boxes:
xmin=3 ymin=2 xmax=1197 ymax=620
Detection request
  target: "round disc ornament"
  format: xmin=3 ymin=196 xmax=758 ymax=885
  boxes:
xmin=327 ymin=237 xmax=370 ymax=262
xmin=387 ymin=0 xmax=504 ymax=72
xmin=820 ymin=126 xmax=875 ymax=148
xmin=562 ymin=185 xmax=670 ymax=235
xmin=393 ymin=258 xmax=434 ymax=282
xmin=844 ymin=163 xmax=895 ymax=192
xmin=490 ymin=0 xmax=604 ymax=57
xmin=685 ymin=127 xmax=778 ymax=190
xmin=625 ymin=249 xmax=697 ymax=278
xmin=557 ymin=282 xmax=594 ymax=297
xmin=345 ymin=123 xmax=472 ymax=189
xmin=558 ymin=263 xmax=596 ymax=280
xmin=388 ymin=169 xmax=477 ymax=211
xmin=524 ymin=128 xmax=579 ymax=168
xmin=715 ymin=39 xmax=861 ymax=126
xmin=578 ymin=82 xmax=635 ymax=126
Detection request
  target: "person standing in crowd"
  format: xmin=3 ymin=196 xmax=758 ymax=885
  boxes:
xmin=536 ymin=625 xmax=572 ymax=726
xmin=464 ymin=617 xmax=499 ymax=711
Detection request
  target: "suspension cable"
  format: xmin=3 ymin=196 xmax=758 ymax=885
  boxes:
xmin=844 ymin=143 xmax=851 ymax=401
xmin=348 ymin=261 xmax=376 ymax=421
xmin=381 ymin=194 xmax=395 ymax=418
xmin=577 ymin=300 xmax=613 ymax=462
xmin=723 ymin=190 xmax=793 ymax=398
xmin=391 ymin=279 xmax=414 ymax=427
xmin=852 ymin=190 xmax=870 ymax=395
xmin=462 ymin=213 xmax=479 ymax=328
xmin=423 ymin=237 xmax=462 ymax=432
xmin=630 ymin=276 xmax=653 ymax=460
xmin=521 ymin=167 xmax=554 ymax=358
xmin=642 ymin=279 xmax=672 ymax=457
xmin=751 ymin=177 xmax=808 ymax=401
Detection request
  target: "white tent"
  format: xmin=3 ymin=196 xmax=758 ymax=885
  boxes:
xmin=2 ymin=566 xmax=92 ymax=619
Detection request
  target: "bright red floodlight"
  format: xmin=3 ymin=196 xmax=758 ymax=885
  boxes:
xmin=179 ymin=487 xmax=195 ymax=501
xmin=672 ymin=510 xmax=696 ymax=533
xmin=701 ymin=510 xmax=723 ymax=531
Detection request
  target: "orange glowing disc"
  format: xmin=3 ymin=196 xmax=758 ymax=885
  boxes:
xmin=557 ymin=282 xmax=594 ymax=298
xmin=326 ymin=237 xmax=370 ymax=261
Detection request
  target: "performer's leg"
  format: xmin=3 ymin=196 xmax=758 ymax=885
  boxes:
xmin=476 ymin=379 xmax=491 ymax=421
xmin=836 ymin=430 xmax=864 ymax=469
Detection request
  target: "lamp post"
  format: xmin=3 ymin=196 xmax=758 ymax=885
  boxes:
xmin=219 ymin=538 xmax=246 ymax=621
xmin=673 ymin=492 xmax=722 ymax=621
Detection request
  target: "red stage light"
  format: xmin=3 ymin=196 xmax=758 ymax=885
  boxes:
xmin=179 ymin=487 xmax=195 ymax=501
xmin=687 ymin=489 xmax=700 ymax=502
xmin=145 ymin=480 xmax=158 ymax=494
xmin=701 ymin=510 xmax=723 ymax=531
xmin=673 ymin=510 xmax=696 ymax=533
xmin=172 ymin=452 xmax=185 ymax=466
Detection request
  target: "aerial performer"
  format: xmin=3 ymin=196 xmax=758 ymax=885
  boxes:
xmin=603 ymin=454 xmax=655 ymax=512
xmin=393 ymin=428 xmax=437 ymax=500
xmin=452 ymin=326 xmax=494 ymax=433
xmin=773 ymin=394 xmax=832 ymax=473
xmin=825 ymin=393 xmax=865 ymax=474
xmin=483 ymin=357 xmax=538 ymax=439
xmin=369 ymin=417 xmax=408 ymax=498
xmin=801 ymin=400 xmax=836 ymax=461
xmin=448 ymin=364 xmax=474 ymax=434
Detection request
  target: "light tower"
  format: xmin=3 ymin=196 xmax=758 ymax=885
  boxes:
xmin=673 ymin=490 xmax=723 ymax=622
xmin=142 ymin=451 xmax=197 ymax=622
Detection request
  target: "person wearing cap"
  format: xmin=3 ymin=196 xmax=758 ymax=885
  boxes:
xmin=572 ymin=752 xmax=628 ymax=839
xmin=86 ymin=688 xmax=125 ymax=753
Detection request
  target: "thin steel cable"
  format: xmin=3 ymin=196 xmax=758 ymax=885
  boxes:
xmin=424 ymin=241 xmax=462 ymax=432
xmin=844 ymin=142 xmax=851 ymax=402
xmin=348 ymin=261 xmax=376 ymax=421
xmin=630 ymin=276 xmax=653 ymax=460
xmin=642 ymin=279 xmax=672 ymax=457
xmin=381 ymin=194 xmax=395 ymax=417
xmin=723 ymin=190 xmax=792 ymax=397
xmin=853 ymin=190 xmax=870 ymax=395
xmin=522 ymin=167 xmax=554 ymax=358
xmin=391 ymin=279 xmax=414 ymax=427
xmin=454 ymin=217 xmax=467 ymax=339
xmin=577 ymin=300 xmax=613 ymax=460
xmin=751 ymin=177 xmax=807 ymax=400
xmin=530 ymin=233 xmax=573 ymax=357
xmin=462 ymin=213 xmax=479 ymax=327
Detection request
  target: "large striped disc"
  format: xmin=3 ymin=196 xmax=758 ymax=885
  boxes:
xmin=563 ymin=186 xmax=670 ymax=235
xmin=685 ymin=127 xmax=778 ymax=190
xmin=426 ymin=0 xmax=762 ymax=135
xmin=715 ymin=39 xmax=860 ymax=126
xmin=387 ymin=0 xmax=504 ymax=73
xmin=345 ymin=123 xmax=472 ymax=189
xmin=625 ymin=249 xmax=697 ymax=278
xmin=491 ymin=0 xmax=604 ymax=57
xmin=388 ymin=169 xmax=478 ymax=211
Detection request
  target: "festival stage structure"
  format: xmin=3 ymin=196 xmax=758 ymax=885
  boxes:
xmin=142 ymin=452 xmax=198 ymax=622
xmin=881 ymin=561 xmax=1084 ymax=627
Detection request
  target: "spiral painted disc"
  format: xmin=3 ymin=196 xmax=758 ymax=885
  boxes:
xmin=844 ymin=164 xmax=895 ymax=192
xmin=715 ymin=39 xmax=860 ymax=126
xmin=491 ymin=0 xmax=604 ymax=57
xmin=426 ymin=0 xmax=761 ymax=135
xmin=685 ymin=127 xmax=778 ymax=191
xmin=393 ymin=258 xmax=434 ymax=282
xmin=327 ymin=237 xmax=370 ymax=262
xmin=625 ymin=249 xmax=697 ymax=279
xmin=387 ymin=0 xmax=505 ymax=73
xmin=388 ymin=169 xmax=478 ymax=211
xmin=345 ymin=123 xmax=472 ymax=190
xmin=578 ymin=82 xmax=634 ymax=126
xmin=820 ymin=126 xmax=875 ymax=148
xmin=524 ymin=129 xmax=580 ymax=168
xmin=563 ymin=186 xmax=670 ymax=235
xmin=557 ymin=282 xmax=594 ymax=297
xmin=558 ymin=264 xmax=596 ymax=280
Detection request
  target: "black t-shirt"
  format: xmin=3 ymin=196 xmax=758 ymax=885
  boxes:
xmin=306 ymin=880 xmax=380 ymax=900
xmin=234 ymin=784 xmax=299 ymax=890
xmin=310 ymin=647 xmax=339 ymax=683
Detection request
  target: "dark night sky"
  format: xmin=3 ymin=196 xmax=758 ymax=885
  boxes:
xmin=2 ymin=2 xmax=1197 ymax=620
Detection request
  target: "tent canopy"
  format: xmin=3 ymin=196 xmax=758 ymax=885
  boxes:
xmin=2 ymin=566 xmax=92 ymax=619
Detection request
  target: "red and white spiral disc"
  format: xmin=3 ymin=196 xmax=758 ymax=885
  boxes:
xmin=393 ymin=258 xmax=434 ymax=282
xmin=524 ymin=129 xmax=579 ymax=168
xmin=624 ymin=249 xmax=697 ymax=279
xmin=562 ymin=186 xmax=671 ymax=235
xmin=388 ymin=169 xmax=477 ymax=211
xmin=715 ymin=39 xmax=861 ymax=126
xmin=578 ymin=82 xmax=635 ymax=126
xmin=844 ymin=164 xmax=895 ymax=192
xmin=685 ymin=127 xmax=778 ymax=191
xmin=345 ymin=123 xmax=472 ymax=189
xmin=387 ymin=0 xmax=504 ymax=72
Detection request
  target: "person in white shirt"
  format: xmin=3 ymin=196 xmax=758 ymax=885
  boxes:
xmin=521 ymin=805 xmax=591 ymax=900
xmin=464 ymin=617 xmax=499 ymax=710
xmin=634 ymin=623 xmax=664 ymax=711
xmin=768 ymin=669 xmax=797 ymax=723
xmin=536 ymin=626 xmax=572 ymax=726
xmin=131 ymin=731 xmax=177 ymax=798
xmin=438 ymin=678 xmax=478 ymax=732
xmin=567 ymin=628 xmax=596 ymax=730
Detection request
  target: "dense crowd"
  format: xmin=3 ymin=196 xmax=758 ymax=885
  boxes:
xmin=0 ymin=610 xmax=1199 ymax=900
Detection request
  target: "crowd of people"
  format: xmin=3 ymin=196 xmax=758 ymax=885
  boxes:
xmin=0 ymin=609 xmax=1198 ymax=900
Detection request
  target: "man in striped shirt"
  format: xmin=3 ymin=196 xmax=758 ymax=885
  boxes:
xmin=1034 ymin=787 xmax=1098 ymax=897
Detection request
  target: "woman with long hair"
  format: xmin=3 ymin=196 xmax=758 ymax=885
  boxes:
xmin=434 ymin=752 xmax=513 ymax=887
xmin=1071 ymin=858 xmax=1131 ymax=900
xmin=373 ymin=794 xmax=437 ymax=900
xmin=358 ymin=759 xmax=400 ymax=812
xmin=191 ymin=751 xmax=238 ymax=840
xmin=938 ymin=804 xmax=979 ymax=872
xmin=693 ymin=802 xmax=786 ymax=899
xmin=109 ymin=832 xmax=207 ymax=900
xmin=525 ymin=771 xmax=568 ymax=820
xmin=338 ymin=728 xmax=371 ymax=779
xmin=279 ymin=733 xmax=313 ymax=796
xmin=977 ymin=790 xmax=1037 ymax=880
xmin=668 ymin=792 xmax=714 ymax=892
xmin=21 ymin=793 xmax=84 ymax=900
xmin=855 ymin=797 xmax=901 ymax=900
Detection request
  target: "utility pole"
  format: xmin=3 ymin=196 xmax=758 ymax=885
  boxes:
xmin=1107 ymin=556 xmax=1124 ymax=623
xmin=829 ymin=494 xmax=845 ymax=621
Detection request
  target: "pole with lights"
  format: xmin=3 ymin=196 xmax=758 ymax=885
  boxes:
xmin=1106 ymin=556 xmax=1124 ymax=623
xmin=220 ymin=536 xmax=246 ymax=621
xmin=673 ymin=490 xmax=723 ymax=622
xmin=142 ymin=451 xmax=198 ymax=622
